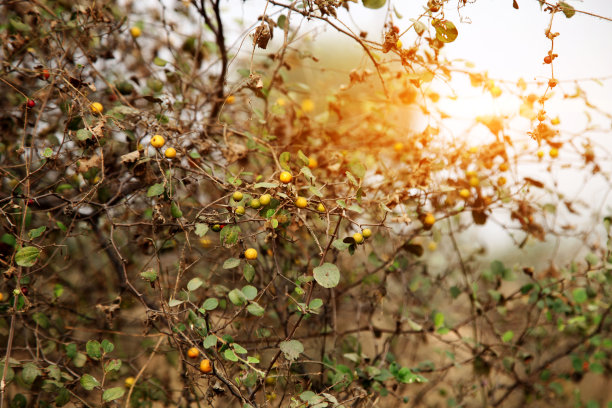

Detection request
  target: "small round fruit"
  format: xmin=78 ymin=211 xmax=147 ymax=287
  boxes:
xmin=235 ymin=205 xmax=245 ymax=215
xmin=396 ymin=40 xmax=403 ymax=49
xmin=130 ymin=26 xmax=142 ymax=38
xmin=187 ymin=347 xmax=200 ymax=358
xmin=226 ymin=95 xmax=236 ymax=104
xmin=259 ymin=194 xmax=271 ymax=206
xmin=362 ymin=228 xmax=372 ymax=238
xmin=551 ymin=116 xmax=560 ymax=125
xmin=150 ymin=135 xmax=166 ymax=149
xmin=232 ymin=191 xmax=243 ymax=201
xmin=279 ymin=171 xmax=292 ymax=184
xmin=90 ymin=102 xmax=104 ymax=114
xmin=317 ymin=203 xmax=326 ymax=213
xmin=164 ymin=147 xmax=177 ymax=158
xmin=469 ymin=176 xmax=480 ymax=188
xmin=295 ymin=197 xmax=308 ymax=208
xmin=211 ymin=224 xmax=222 ymax=232
xmin=124 ymin=376 xmax=136 ymax=388
xmin=199 ymin=238 xmax=212 ymax=248
xmin=549 ymin=148 xmax=558 ymax=158
xmin=499 ymin=162 xmax=509 ymax=172
xmin=423 ymin=213 xmax=436 ymax=226
xmin=393 ymin=142 xmax=404 ymax=152
xmin=250 ymin=198 xmax=261 ymax=209
xmin=307 ymin=157 xmax=318 ymax=169
xmin=244 ymin=248 xmax=258 ymax=260
xmin=26 ymin=99 xmax=36 ymax=108
xmin=301 ymin=99 xmax=314 ymax=112
xmin=459 ymin=188 xmax=470 ymax=199
xmin=0 ymin=293 xmax=3 ymax=302
xmin=497 ymin=177 xmax=507 ymax=186
xmin=42 ymin=69 xmax=50 ymax=80
xmin=199 ymin=359 xmax=212 ymax=374
xmin=353 ymin=232 xmax=364 ymax=244
xmin=548 ymin=78 xmax=558 ymax=88
xmin=543 ymin=55 xmax=552 ymax=64
xmin=537 ymin=150 xmax=544 ymax=159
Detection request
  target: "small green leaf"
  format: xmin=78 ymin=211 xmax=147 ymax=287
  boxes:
xmin=101 ymin=339 xmax=114 ymax=353
xmin=309 ymin=298 xmax=323 ymax=311
xmin=313 ymin=263 xmax=340 ymax=288
xmin=233 ymin=343 xmax=248 ymax=354
xmin=247 ymin=302 xmax=265 ymax=316
xmin=220 ymin=225 xmax=241 ymax=247
xmin=153 ymin=57 xmax=168 ymax=66
xmin=28 ymin=226 xmax=46 ymax=239
xmin=80 ymin=373 xmax=100 ymax=390
xmin=362 ymin=0 xmax=386 ymax=9
xmin=147 ymin=183 xmax=164 ymax=197
xmin=433 ymin=312 xmax=444 ymax=329
xmin=502 ymin=330 xmax=514 ymax=343
xmin=187 ymin=277 xmax=204 ymax=291
xmin=332 ymin=239 xmax=351 ymax=251
xmin=72 ymin=352 xmax=87 ymax=367
xmin=559 ymin=1 xmax=575 ymax=18
xmin=224 ymin=349 xmax=239 ymax=362
xmin=297 ymin=150 xmax=309 ymax=164
xmin=168 ymin=298 xmax=184 ymax=307
xmin=279 ymin=340 xmax=304 ymax=361
xmin=102 ymin=387 xmax=125 ymax=402
xmin=247 ymin=356 xmax=260 ymax=364
xmin=76 ymin=129 xmax=92 ymax=141
xmin=203 ymin=335 xmax=218 ymax=349
xmin=253 ymin=182 xmax=279 ymax=189
xmin=43 ymin=147 xmax=53 ymax=158
xmin=86 ymin=340 xmax=102 ymax=360
xmin=32 ymin=312 xmax=49 ymax=329
xmin=21 ymin=363 xmax=41 ymax=385
xmin=223 ymin=258 xmax=241 ymax=269
xmin=241 ymin=285 xmax=257 ymax=300
xmin=228 ymin=289 xmax=247 ymax=306
xmin=432 ymin=19 xmax=458 ymax=43
xmin=243 ymin=263 xmax=255 ymax=282
xmin=140 ymin=269 xmax=158 ymax=282
xmin=15 ymin=246 xmax=40 ymax=267
xmin=195 ymin=223 xmax=209 ymax=237
xmin=170 ymin=201 xmax=183 ymax=218
xmin=572 ymin=288 xmax=587 ymax=304
xmin=201 ymin=298 xmax=219 ymax=311
xmin=104 ymin=359 xmax=122 ymax=373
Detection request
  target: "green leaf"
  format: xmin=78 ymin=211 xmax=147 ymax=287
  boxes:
xmin=362 ymin=0 xmax=386 ymax=9
xmin=86 ymin=340 xmax=102 ymax=360
xmin=55 ymin=387 xmax=70 ymax=406
xmin=80 ymin=373 xmax=100 ymax=390
xmin=168 ymin=298 xmax=184 ymax=307
xmin=241 ymin=285 xmax=257 ymax=300
xmin=76 ymin=129 xmax=92 ymax=141
xmin=559 ymin=1 xmax=575 ymax=18
xmin=277 ymin=14 xmax=287 ymax=30
xmin=32 ymin=312 xmax=49 ymax=328
xmin=201 ymin=298 xmax=219 ymax=311
xmin=153 ymin=57 xmax=168 ymax=66
xmin=10 ymin=18 xmax=31 ymax=33
xmin=348 ymin=161 xmax=366 ymax=178
xmin=203 ymin=335 xmax=218 ymax=349
xmin=233 ymin=343 xmax=248 ymax=354
xmin=101 ymin=339 xmax=114 ymax=353
xmin=253 ymin=182 xmax=279 ymax=189
xmin=247 ymin=356 xmax=260 ymax=364
xmin=243 ymin=263 xmax=255 ymax=282
xmin=195 ymin=223 xmax=209 ymax=237
xmin=140 ymin=269 xmax=158 ymax=282
xmin=15 ymin=246 xmax=40 ymax=267
xmin=102 ymin=387 xmax=125 ymax=402
xmin=187 ymin=277 xmax=204 ymax=291
xmin=313 ymin=263 xmax=340 ymax=288
xmin=247 ymin=302 xmax=265 ymax=316
xmin=332 ymin=239 xmax=351 ymax=251
xmin=309 ymin=298 xmax=323 ymax=311
xmin=43 ymin=148 xmax=54 ymax=158
xmin=56 ymin=221 xmax=67 ymax=232
xmin=53 ymin=284 xmax=64 ymax=298
xmin=413 ymin=19 xmax=426 ymax=36
xmin=224 ymin=349 xmax=239 ymax=362
xmin=147 ymin=183 xmax=164 ymax=197
xmin=301 ymin=166 xmax=315 ymax=183
xmin=223 ymin=258 xmax=241 ymax=269
xmin=279 ymin=151 xmax=291 ymax=170
xmin=220 ymin=225 xmax=241 ymax=247
xmin=170 ymin=201 xmax=183 ymax=218
xmin=72 ymin=352 xmax=87 ymax=368
xmin=433 ymin=19 xmax=458 ymax=43
xmin=21 ymin=363 xmax=41 ymax=385
xmin=502 ymin=330 xmax=514 ymax=343
xmin=228 ymin=289 xmax=247 ymax=306
xmin=28 ymin=226 xmax=46 ymax=239
xmin=433 ymin=312 xmax=444 ymax=329
xmin=104 ymin=359 xmax=122 ymax=373
xmin=572 ymin=288 xmax=587 ymax=304
xmin=297 ymin=150 xmax=309 ymax=165
xmin=279 ymin=339 xmax=304 ymax=361
xmin=1 ymin=234 xmax=16 ymax=247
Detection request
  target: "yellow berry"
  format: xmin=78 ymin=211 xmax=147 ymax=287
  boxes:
xmin=226 ymin=95 xmax=236 ymax=104
xmin=549 ymin=148 xmax=558 ymax=158
xmin=499 ymin=162 xmax=509 ymax=172
xmin=551 ymin=116 xmax=560 ymax=125
xmin=232 ymin=191 xmax=243 ymax=201
xmin=295 ymin=197 xmax=308 ymax=208
xmin=353 ymin=232 xmax=364 ymax=244
xmin=259 ymin=194 xmax=271 ymax=206
xmin=468 ymin=146 xmax=478 ymax=154
xmin=235 ymin=205 xmax=245 ymax=215
xmin=199 ymin=238 xmax=212 ymax=248
xmin=469 ymin=176 xmax=480 ymax=188
xmin=396 ymin=39 xmax=403 ymax=49
xmin=466 ymin=170 xmax=477 ymax=178
xmin=187 ymin=347 xmax=200 ymax=358
xmin=279 ymin=171 xmax=292 ymax=184
xmin=459 ymin=188 xmax=470 ymax=199
xmin=301 ymin=99 xmax=314 ymax=112
xmin=164 ymin=147 xmax=176 ymax=158
xmin=537 ymin=150 xmax=544 ymax=159
xmin=90 ymin=102 xmax=104 ymax=114
xmin=244 ymin=248 xmax=258 ymax=260
xmin=497 ymin=177 xmax=507 ymax=186
xmin=317 ymin=203 xmax=326 ymax=213
xmin=362 ymin=228 xmax=372 ymax=238
xmin=130 ymin=26 xmax=142 ymax=38
xmin=423 ymin=213 xmax=435 ymax=226
xmin=250 ymin=198 xmax=261 ymax=209
xmin=393 ymin=142 xmax=404 ymax=152
xmin=125 ymin=377 xmax=135 ymax=388
xmin=308 ymin=157 xmax=318 ymax=169
xmin=490 ymin=86 xmax=502 ymax=98
xmin=150 ymin=135 xmax=165 ymax=149
xmin=199 ymin=359 xmax=212 ymax=373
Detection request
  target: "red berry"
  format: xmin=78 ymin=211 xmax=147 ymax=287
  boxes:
xmin=392 ymin=26 xmax=399 ymax=34
xmin=27 ymin=99 xmax=36 ymax=108
xmin=21 ymin=287 xmax=29 ymax=296
xmin=548 ymin=79 xmax=558 ymax=88
xmin=42 ymin=69 xmax=50 ymax=80
xmin=543 ymin=56 xmax=552 ymax=64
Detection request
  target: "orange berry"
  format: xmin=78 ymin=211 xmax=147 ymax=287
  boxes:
xmin=150 ymin=135 xmax=165 ymax=148
xmin=279 ymin=171 xmax=292 ymax=184
xmin=245 ymin=248 xmax=258 ymax=260
xmin=295 ymin=197 xmax=308 ymax=208
xmin=199 ymin=359 xmax=212 ymax=373
xmin=459 ymin=188 xmax=470 ymax=199
xmin=308 ymin=157 xmax=318 ymax=169
xmin=164 ymin=147 xmax=176 ymax=158
xmin=549 ymin=148 xmax=558 ymax=158
xmin=423 ymin=213 xmax=435 ymax=226
xmin=187 ymin=347 xmax=200 ymax=358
